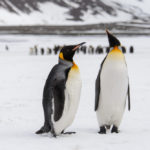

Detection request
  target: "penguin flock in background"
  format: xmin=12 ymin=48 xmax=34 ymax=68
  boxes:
xmin=29 ymin=44 xmax=134 ymax=55
xmin=36 ymin=30 xmax=131 ymax=137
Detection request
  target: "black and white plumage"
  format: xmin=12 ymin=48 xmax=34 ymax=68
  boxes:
xmin=36 ymin=42 xmax=85 ymax=136
xmin=95 ymin=30 xmax=130 ymax=134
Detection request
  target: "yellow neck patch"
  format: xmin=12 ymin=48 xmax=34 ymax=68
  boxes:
xmin=72 ymin=62 xmax=79 ymax=71
xmin=108 ymin=46 xmax=124 ymax=60
xmin=110 ymin=46 xmax=122 ymax=53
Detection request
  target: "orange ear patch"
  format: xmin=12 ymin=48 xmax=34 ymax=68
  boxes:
xmin=59 ymin=52 xmax=64 ymax=60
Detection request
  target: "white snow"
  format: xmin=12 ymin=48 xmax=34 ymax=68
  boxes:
xmin=0 ymin=35 xmax=150 ymax=150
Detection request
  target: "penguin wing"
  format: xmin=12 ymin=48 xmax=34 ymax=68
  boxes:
xmin=53 ymin=66 xmax=71 ymax=122
xmin=95 ymin=56 xmax=107 ymax=111
xmin=127 ymin=83 xmax=131 ymax=111
xmin=95 ymin=69 xmax=100 ymax=111
xmin=53 ymin=78 xmax=66 ymax=122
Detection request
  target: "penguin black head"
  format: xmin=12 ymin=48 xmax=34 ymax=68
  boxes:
xmin=106 ymin=29 xmax=121 ymax=47
xmin=59 ymin=42 xmax=86 ymax=62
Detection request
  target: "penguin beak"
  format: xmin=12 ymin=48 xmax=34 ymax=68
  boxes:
xmin=72 ymin=42 xmax=86 ymax=51
xmin=106 ymin=29 xmax=121 ymax=47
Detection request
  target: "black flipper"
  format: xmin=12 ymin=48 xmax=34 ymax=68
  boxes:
xmin=127 ymin=83 xmax=131 ymax=111
xmin=53 ymin=79 xmax=66 ymax=121
xmin=95 ymin=70 xmax=100 ymax=111
xmin=95 ymin=55 xmax=107 ymax=111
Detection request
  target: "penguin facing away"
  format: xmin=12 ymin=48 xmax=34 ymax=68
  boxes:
xmin=36 ymin=42 xmax=85 ymax=137
xmin=95 ymin=30 xmax=130 ymax=134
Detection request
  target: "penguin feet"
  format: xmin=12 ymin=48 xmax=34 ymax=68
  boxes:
xmin=51 ymin=127 xmax=57 ymax=137
xmin=98 ymin=126 xmax=106 ymax=134
xmin=62 ymin=131 xmax=76 ymax=135
xmin=51 ymin=132 xmax=57 ymax=137
xmin=35 ymin=125 xmax=51 ymax=134
xmin=111 ymin=125 xmax=119 ymax=133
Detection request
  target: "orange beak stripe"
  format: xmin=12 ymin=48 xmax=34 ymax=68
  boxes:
xmin=72 ymin=45 xmax=80 ymax=51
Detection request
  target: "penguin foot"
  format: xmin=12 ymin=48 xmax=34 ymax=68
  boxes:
xmin=106 ymin=125 xmax=111 ymax=130
xmin=35 ymin=125 xmax=51 ymax=134
xmin=51 ymin=133 xmax=57 ymax=138
xmin=111 ymin=125 xmax=119 ymax=133
xmin=98 ymin=126 xmax=106 ymax=134
xmin=63 ymin=132 xmax=76 ymax=135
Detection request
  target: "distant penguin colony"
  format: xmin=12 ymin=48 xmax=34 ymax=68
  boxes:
xmin=29 ymin=45 xmax=134 ymax=55
xmin=95 ymin=30 xmax=130 ymax=134
xmin=36 ymin=42 xmax=85 ymax=137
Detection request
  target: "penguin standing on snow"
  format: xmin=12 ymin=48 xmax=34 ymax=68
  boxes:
xmin=36 ymin=42 xmax=85 ymax=137
xmin=95 ymin=30 xmax=130 ymax=134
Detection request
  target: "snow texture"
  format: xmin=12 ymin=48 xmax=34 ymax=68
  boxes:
xmin=0 ymin=35 xmax=150 ymax=150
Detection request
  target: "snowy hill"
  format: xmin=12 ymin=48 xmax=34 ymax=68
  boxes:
xmin=0 ymin=0 xmax=150 ymax=25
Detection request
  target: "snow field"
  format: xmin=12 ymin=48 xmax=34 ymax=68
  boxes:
xmin=0 ymin=35 xmax=150 ymax=150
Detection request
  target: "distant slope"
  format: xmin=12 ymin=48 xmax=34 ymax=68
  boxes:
xmin=0 ymin=0 xmax=150 ymax=25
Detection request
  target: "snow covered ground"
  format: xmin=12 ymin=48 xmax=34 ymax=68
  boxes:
xmin=0 ymin=35 xmax=150 ymax=150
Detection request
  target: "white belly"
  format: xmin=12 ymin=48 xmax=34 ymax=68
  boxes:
xmin=53 ymin=68 xmax=82 ymax=135
xmin=96 ymin=58 xmax=128 ymax=127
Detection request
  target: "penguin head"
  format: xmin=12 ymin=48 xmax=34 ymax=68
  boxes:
xmin=59 ymin=42 xmax=86 ymax=62
xmin=106 ymin=30 xmax=125 ymax=60
xmin=106 ymin=29 xmax=121 ymax=47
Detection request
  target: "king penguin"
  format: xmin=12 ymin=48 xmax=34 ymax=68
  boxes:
xmin=95 ymin=30 xmax=130 ymax=134
xmin=36 ymin=42 xmax=85 ymax=137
